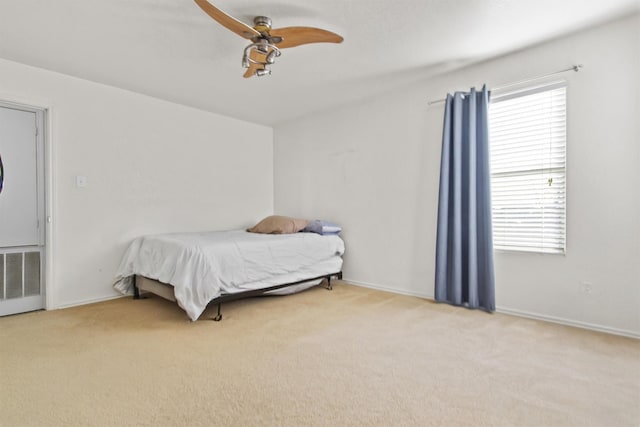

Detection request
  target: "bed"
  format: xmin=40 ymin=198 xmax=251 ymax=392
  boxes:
xmin=113 ymin=228 xmax=345 ymax=321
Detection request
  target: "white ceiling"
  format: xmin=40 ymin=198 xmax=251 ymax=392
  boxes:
xmin=0 ymin=0 xmax=638 ymax=125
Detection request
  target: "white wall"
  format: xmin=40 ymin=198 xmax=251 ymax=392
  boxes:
xmin=0 ymin=59 xmax=274 ymax=309
xmin=274 ymin=14 xmax=640 ymax=336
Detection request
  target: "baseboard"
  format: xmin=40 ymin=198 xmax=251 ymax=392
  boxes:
xmin=52 ymin=294 xmax=125 ymax=310
xmin=343 ymin=278 xmax=639 ymax=339
xmin=495 ymin=306 xmax=640 ymax=339
xmin=343 ymin=277 xmax=434 ymax=300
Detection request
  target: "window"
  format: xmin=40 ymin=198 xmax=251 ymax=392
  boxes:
xmin=489 ymin=82 xmax=566 ymax=253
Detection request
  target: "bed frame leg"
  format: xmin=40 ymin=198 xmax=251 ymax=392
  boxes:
xmin=323 ymin=272 xmax=343 ymax=291
xmin=133 ymin=276 xmax=141 ymax=300
xmin=212 ymin=304 xmax=222 ymax=321
xmin=132 ymin=276 xmax=148 ymax=300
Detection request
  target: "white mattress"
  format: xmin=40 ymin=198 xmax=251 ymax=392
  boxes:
xmin=113 ymin=230 xmax=345 ymax=320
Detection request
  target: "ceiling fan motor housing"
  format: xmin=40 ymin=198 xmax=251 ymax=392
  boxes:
xmin=253 ymin=16 xmax=272 ymax=32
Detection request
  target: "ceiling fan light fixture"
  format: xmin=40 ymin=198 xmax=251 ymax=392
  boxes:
xmin=265 ymin=48 xmax=281 ymax=64
xmin=242 ymin=42 xmax=281 ymax=73
xmin=255 ymin=40 xmax=270 ymax=54
xmin=256 ymin=68 xmax=271 ymax=77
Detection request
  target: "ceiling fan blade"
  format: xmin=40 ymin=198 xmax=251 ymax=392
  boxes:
xmin=270 ymin=27 xmax=343 ymax=49
xmin=194 ymin=0 xmax=260 ymax=39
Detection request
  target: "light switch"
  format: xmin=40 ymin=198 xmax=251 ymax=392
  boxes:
xmin=76 ymin=175 xmax=87 ymax=188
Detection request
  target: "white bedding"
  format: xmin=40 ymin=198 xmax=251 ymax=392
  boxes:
xmin=113 ymin=230 xmax=345 ymax=320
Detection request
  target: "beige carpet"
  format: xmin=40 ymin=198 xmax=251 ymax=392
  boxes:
xmin=1 ymin=282 xmax=639 ymax=426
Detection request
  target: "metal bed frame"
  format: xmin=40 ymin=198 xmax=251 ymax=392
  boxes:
xmin=133 ymin=271 xmax=343 ymax=321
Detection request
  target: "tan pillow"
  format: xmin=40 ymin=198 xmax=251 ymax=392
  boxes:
xmin=247 ymin=215 xmax=309 ymax=234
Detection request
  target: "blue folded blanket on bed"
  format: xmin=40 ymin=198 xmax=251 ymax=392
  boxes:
xmin=302 ymin=220 xmax=342 ymax=235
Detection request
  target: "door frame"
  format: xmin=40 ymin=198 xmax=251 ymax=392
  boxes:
xmin=0 ymin=96 xmax=54 ymax=311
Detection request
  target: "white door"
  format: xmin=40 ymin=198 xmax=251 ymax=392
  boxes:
xmin=0 ymin=104 xmax=46 ymax=316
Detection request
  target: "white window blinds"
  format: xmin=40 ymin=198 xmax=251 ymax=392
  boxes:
xmin=489 ymin=83 xmax=567 ymax=253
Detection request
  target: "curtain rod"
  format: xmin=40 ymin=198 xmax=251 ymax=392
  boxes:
xmin=426 ymin=64 xmax=583 ymax=106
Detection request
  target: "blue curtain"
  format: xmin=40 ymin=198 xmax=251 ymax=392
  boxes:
xmin=435 ymin=85 xmax=495 ymax=312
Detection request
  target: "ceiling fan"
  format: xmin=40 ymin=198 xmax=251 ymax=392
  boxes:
xmin=194 ymin=0 xmax=344 ymax=78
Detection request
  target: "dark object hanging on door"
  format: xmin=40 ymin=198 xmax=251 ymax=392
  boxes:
xmin=0 ymin=154 xmax=3 ymax=194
